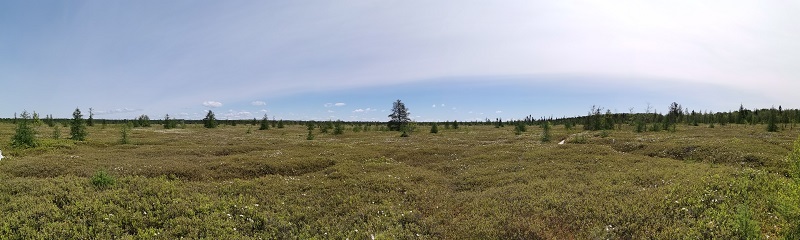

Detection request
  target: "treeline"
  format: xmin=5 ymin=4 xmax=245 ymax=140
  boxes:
xmin=4 ymin=103 xmax=798 ymax=132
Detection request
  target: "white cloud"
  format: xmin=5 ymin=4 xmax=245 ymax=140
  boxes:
xmin=335 ymin=103 xmax=346 ymax=107
xmin=327 ymin=110 xmax=335 ymax=113
xmin=93 ymin=108 xmax=142 ymax=115
xmin=325 ymin=102 xmax=347 ymax=107
xmin=432 ymin=105 xmax=436 ymax=108
xmin=353 ymin=109 xmax=365 ymax=113
xmin=223 ymin=110 xmax=252 ymax=119
xmin=251 ymin=101 xmax=266 ymax=106
xmin=203 ymin=101 xmax=223 ymax=108
xmin=496 ymin=110 xmax=503 ymax=114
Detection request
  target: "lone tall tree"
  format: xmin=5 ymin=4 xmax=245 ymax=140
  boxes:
xmin=70 ymin=108 xmax=87 ymax=141
xmin=388 ymin=100 xmax=411 ymax=131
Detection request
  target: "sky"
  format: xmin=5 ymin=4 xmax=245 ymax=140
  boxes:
xmin=2 ymin=0 xmax=799 ymax=121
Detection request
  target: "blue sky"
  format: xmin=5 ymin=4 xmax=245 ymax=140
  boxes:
xmin=2 ymin=1 xmax=798 ymax=121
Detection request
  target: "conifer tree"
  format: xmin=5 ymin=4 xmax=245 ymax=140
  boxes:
xmin=387 ymin=99 xmax=411 ymax=131
xmin=11 ymin=111 xmax=38 ymax=148
xmin=333 ymin=120 xmax=344 ymax=135
xmin=430 ymin=122 xmax=439 ymax=134
xmin=203 ymin=110 xmax=218 ymax=128
xmin=452 ymin=120 xmax=459 ymax=129
xmin=541 ymin=121 xmax=552 ymax=143
xmin=163 ymin=114 xmax=177 ymax=129
xmin=87 ymin=108 xmax=94 ymax=127
xmin=70 ymin=108 xmax=87 ymax=141
xmin=259 ymin=114 xmax=270 ymax=130
xmin=767 ymin=107 xmax=779 ymax=132
xmin=277 ymin=120 xmax=285 ymax=128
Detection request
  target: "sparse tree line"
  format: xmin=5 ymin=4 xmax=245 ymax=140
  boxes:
xmin=6 ymin=102 xmax=798 ymax=149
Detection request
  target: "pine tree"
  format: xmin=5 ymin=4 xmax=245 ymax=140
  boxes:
xmin=11 ymin=111 xmax=38 ymax=148
xmin=430 ymin=122 xmax=439 ymax=134
xmin=70 ymin=108 xmax=87 ymax=141
xmin=203 ymin=111 xmax=218 ymax=128
xmin=452 ymin=120 xmax=459 ymax=129
xmin=277 ymin=120 xmax=285 ymax=128
xmin=387 ymin=99 xmax=411 ymax=131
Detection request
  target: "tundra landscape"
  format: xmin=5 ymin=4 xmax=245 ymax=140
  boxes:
xmin=1 ymin=106 xmax=799 ymax=239
xmin=3 ymin=1 xmax=800 ymax=239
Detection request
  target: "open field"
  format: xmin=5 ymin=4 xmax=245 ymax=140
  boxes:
xmin=1 ymin=122 xmax=799 ymax=239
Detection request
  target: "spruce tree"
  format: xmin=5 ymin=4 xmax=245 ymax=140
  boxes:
xmin=387 ymin=99 xmax=411 ymax=131
xmin=11 ymin=111 xmax=38 ymax=148
xmin=120 ymin=124 xmax=130 ymax=144
xmin=259 ymin=114 xmax=270 ymax=130
xmin=541 ymin=121 xmax=552 ymax=143
xmin=70 ymin=108 xmax=87 ymax=141
xmin=163 ymin=114 xmax=177 ymax=129
xmin=430 ymin=122 xmax=439 ymax=134
xmin=277 ymin=120 xmax=285 ymax=128
xmin=767 ymin=107 xmax=779 ymax=132
xmin=87 ymin=108 xmax=94 ymax=127
xmin=203 ymin=110 xmax=218 ymax=128
xmin=333 ymin=121 xmax=344 ymax=135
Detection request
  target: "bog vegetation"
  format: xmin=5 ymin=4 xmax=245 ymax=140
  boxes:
xmin=1 ymin=103 xmax=799 ymax=238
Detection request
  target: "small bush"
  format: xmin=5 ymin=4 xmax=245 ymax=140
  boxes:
xmin=91 ymin=171 xmax=115 ymax=189
xmin=306 ymin=130 xmax=315 ymax=140
xmin=430 ymin=123 xmax=439 ymax=134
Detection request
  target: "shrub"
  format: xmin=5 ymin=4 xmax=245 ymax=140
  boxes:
xmin=514 ymin=122 xmax=526 ymax=135
xmin=91 ymin=171 xmax=115 ymax=189
xmin=306 ymin=130 xmax=315 ymax=140
xmin=52 ymin=125 xmax=61 ymax=139
xmin=277 ymin=120 xmax=285 ymax=128
xmin=430 ymin=123 xmax=439 ymax=134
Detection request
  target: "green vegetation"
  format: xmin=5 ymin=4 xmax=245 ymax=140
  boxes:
xmin=119 ymin=124 xmax=130 ymax=144
xmin=203 ymin=111 xmax=218 ymax=128
xmin=387 ymin=99 xmax=411 ymax=131
xmin=90 ymin=170 xmax=115 ymax=189
xmin=430 ymin=122 xmax=439 ymax=134
xmin=540 ymin=121 xmax=552 ymax=142
xmin=10 ymin=111 xmax=38 ymax=149
xmin=1 ymin=103 xmax=800 ymax=238
xmin=163 ymin=114 xmax=178 ymax=129
xmin=70 ymin=108 xmax=87 ymax=141
xmin=259 ymin=114 xmax=269 ymax=130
